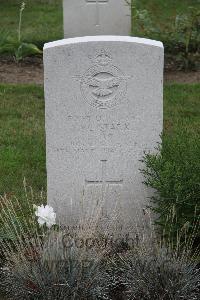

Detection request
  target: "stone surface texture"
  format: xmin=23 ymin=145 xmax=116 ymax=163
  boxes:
xmin=44 ymin=36 xmax=164 ymax=231
xmin=63 ymin=0 xmax=131 ymax=38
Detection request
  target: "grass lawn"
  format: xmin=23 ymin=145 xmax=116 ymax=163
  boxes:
xmin=0 ymin=84 xmax=46 ymax=199
xmin=0 ymin=0 xmax=63 ymax=47
xmin=0 ymin=83 xmax=199 ymax=199
xmin=0 ymin=0 xmax=199 ymax=47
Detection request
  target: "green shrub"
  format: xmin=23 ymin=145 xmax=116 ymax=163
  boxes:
xmin=129 ymin=1 xmax=200 ymax=70
xmin=164 ymin=7 xmax=200 ymax=70
xmin=141 ymin=130 xmax=200 ymax=245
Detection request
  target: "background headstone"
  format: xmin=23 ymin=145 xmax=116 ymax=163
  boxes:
xmin=44 ymin=36 xmax=164 ymax=232
xmin=63 ymin=0 xmax=131 ymax=38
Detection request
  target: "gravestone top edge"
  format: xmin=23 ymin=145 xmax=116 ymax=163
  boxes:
xmin=44 ymin=36 xmax=164 ymax=50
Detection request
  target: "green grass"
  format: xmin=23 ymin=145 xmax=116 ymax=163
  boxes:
xmin=0 ymin=0 xmax=63 ymax=47
xmin=164 ymin=84 xmax=200 ymax=134
xmin=0 ymin=83 xmax=199 ymax=198
xmin=0 ymin=0 xmax=199 ymax=47
xmin=0 ymin=84 xmax=46 ymax=198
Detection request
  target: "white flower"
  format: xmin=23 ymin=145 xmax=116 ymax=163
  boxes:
xmin=35 ymin=205 xmax=56 ymax=228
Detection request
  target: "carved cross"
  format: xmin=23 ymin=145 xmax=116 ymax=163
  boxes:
xmin=86 ymin=0 xmax=109 ymax=26
xmin=85 ymin=160 xmax=123 ymax=203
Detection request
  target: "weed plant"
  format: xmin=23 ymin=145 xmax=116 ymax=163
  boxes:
xmin=0 ymin=2 xmax=42 ymax=62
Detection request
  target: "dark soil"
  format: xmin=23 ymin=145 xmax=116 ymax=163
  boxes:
xmin=0 ymin=56 xmax=199 ymax=85
xmin=165 ymin=71 xmax=200 ymax=84
xmin=0 ymin=56 xmax=43 ymax=85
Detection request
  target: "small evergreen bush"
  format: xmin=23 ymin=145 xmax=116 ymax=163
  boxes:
xmin=142 ymin=130 xmax=200 ymax=246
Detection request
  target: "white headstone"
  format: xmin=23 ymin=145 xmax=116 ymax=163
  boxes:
xmin=63 ymin=0 xmax=131 ymax=38
xmin=44 ymin=36 xmax=164 ymax=232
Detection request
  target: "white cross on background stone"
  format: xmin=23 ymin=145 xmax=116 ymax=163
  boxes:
xmin=86 ymin=0 xmax=109 ymax=26
xmin=85 ymin=160 xmax=123 ymax=203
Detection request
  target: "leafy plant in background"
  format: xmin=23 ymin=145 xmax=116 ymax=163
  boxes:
xmin=127 ymin=0 xmax=200 ymax=70
xmin=141 ymin=130 xmax=200 ymax=247
xmin=126 ymin=0 xmax=157 ymax=37
xmin=15 ymin=2 xmax=42 ymax=62
xmin=173 ymin=7 xmax=200 ymax=70
xmin=0 ymin=2 xmax=42 ymax=62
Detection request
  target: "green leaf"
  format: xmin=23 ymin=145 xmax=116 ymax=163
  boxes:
xmin=15 ymin=42 xmax=42 ymax=62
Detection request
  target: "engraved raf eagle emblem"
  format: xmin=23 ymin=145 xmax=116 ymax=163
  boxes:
xmin=76 ymin=49 xmax=129 ymax=109
xmin=85 ymin=75 xmax=121 ymax=98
